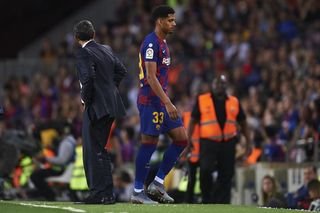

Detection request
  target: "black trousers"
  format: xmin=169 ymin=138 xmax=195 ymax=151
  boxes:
xmin=82 ymin=106 xmax=115 ymax=197
xmin=30 ymin=168 xmax=63 ymax=201
xmin=186 ymin=161 xmax=199 ymax=203
xmin=199 ymin=138 xmax=236 ymax=204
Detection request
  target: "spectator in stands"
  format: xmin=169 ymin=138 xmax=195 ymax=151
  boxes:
xmin=287 ymin=166 xmax=318 ymax=209
xmin=40 ymin=38 xmax=56 ymax=65
xmin=113 ymin=170 xmax=134 ymax=202
xmin=261 ymin=175 xmax=287 ymax=208
xmin=308 ymin=179 xmax=320 ymax=211
xmin=119 ymin=127 xmax=136 ymax=164
xmin=291 ymin=106 xmax=314 ymax=162
xmin=262 ymin=126 xmax=285 ymax=162
xmin=30 ymin=122 xmax=76 ymax=201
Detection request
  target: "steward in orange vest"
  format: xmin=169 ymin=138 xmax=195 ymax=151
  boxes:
xmin=198 ymin=93 xmax=239 ymax=141
xmin=187 ymin=75 xmax=251 ymax=204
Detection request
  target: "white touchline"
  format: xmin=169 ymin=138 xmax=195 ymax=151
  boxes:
xmin=259 ymin=207 xmax=311 ymax=212
xmin=19 ymin=202 xmax=86 ymax=213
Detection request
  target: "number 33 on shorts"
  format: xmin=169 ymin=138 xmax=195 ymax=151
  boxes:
xmin=152 ymin=112 xmax=164 ymax=124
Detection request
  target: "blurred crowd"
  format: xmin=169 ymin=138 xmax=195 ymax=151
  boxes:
xmin=0 ymin=0 xmax=319 ymax=207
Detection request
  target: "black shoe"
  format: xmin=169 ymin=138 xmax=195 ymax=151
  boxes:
xmin=100 ymin=196 xmax=116 ymax=204
xmin=75 ymin=195 xmax=116 ymax=205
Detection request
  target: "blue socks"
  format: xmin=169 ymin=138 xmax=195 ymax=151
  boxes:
xmin=134 ymin=141 xmax=186 ymax=191
xmin=134 ymin=144 xmax=157 ymax=191
xmin=155 ymin=143 xmax=185 ymax=182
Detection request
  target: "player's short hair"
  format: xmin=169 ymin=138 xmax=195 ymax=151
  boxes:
xmin=73 ymin=20 xmax=95 ymax=41
xmin=151 ymin=5 xmax=175 ymax=24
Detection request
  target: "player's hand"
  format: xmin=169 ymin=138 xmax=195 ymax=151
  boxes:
xmin=180 ymin=142 xmax=194 ymax=158
xmin=165 ymin=102 xmax=178 ymax=120
xmin=186 ymin=142 xmax=194 ymax=155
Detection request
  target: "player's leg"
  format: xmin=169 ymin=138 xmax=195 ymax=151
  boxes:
xmin=154 ymin=126 xmax=187 ymax=184
xmin=131 ymin=105 xmax=160 ymax=204
xmin=148 ymin=116 xmax=187 ymax=203
xmin=133 ymin=134 xmax=158 ymax=193
xmin=132 ymin=134 xmax=159 ymax=204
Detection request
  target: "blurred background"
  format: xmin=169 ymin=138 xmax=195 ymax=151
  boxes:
xmin=0 ymin=0 xmax=319 ymax=209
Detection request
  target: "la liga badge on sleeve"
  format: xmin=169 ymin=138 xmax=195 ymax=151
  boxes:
xmin=146 ymin=48 xmax=154 ymax=59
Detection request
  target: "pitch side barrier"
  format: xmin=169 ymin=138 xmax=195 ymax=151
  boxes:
xmin=234 ymin=162 xmax=320 ymax=205
xmin=165 ymin=162 xmax=319 ymax=205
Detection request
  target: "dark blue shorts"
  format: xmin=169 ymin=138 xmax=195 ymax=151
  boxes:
xmin=138 ymin=104 xmax=183 ymax=136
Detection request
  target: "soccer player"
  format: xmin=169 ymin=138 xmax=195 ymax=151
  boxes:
xmin=131 ymin=5 xmax=188 ymax=204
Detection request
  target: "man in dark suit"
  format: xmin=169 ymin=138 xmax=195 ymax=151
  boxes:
xmin=73 ymin=20 xmax=127 ymax=204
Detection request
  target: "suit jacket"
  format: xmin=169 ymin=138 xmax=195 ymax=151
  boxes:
xmin=76 ymin=40 xmax=127 ymax=119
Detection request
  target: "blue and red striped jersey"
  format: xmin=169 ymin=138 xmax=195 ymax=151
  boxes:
xmin=137 ymin=32 xmax=171 ymax=106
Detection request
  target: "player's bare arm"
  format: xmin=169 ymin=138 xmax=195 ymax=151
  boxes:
xmin=145 ymin=61 xmax=178 ymax=120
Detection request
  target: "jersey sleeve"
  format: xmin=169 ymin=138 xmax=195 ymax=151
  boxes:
xmin=142 ymin=38 xmax=159 ymax=62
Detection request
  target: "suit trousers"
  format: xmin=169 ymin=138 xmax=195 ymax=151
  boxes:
xmin=82 ymin=106 xmax=115 ymax=197
xmin=199 ymin=138 xmax=236 ymax=204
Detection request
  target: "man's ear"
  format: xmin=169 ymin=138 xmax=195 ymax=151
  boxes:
xmin=157 ymin=18 xmax=163 ymax=27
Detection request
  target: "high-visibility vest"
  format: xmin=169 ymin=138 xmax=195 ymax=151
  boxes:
xmin=182 ymin=112 xmax=200 ymax=163
xmin=19 ymin=157 xmax=33 ymax=186
xmin=70 ymin=146 xmax=88 ymax=190
xmin=198 ymin=93 xmax=239 ymax=141
xmin=12 ymin=156 xmax=34 ymax=187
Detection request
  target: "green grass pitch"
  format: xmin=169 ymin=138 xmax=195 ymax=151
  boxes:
xmin=0 ymin=201 xmax=311 ymax=213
